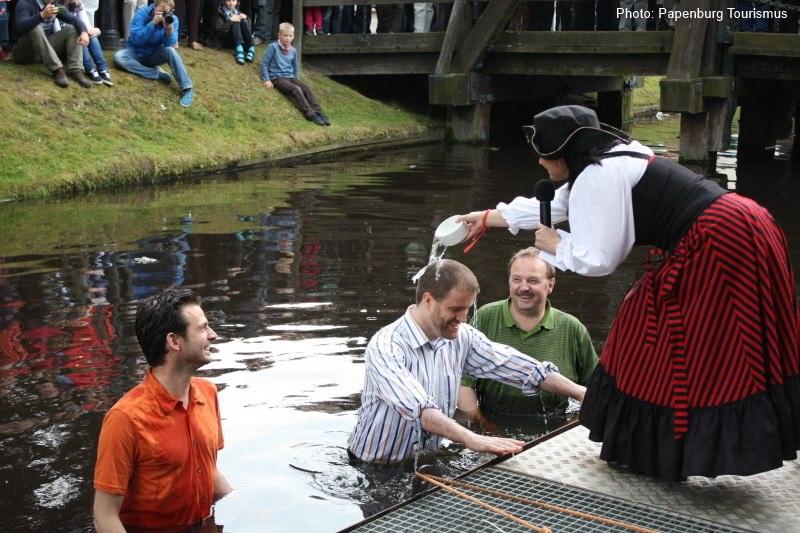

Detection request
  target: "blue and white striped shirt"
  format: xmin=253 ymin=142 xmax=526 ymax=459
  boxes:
xmin=348 ymin=306 xmax=558 ymax=463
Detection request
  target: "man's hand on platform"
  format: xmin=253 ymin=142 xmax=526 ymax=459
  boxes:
xmin=464 ymin=434 xmax=525 ymax=457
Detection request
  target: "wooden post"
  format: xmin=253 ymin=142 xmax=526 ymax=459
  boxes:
xmin=793 ymin=99 xmax=800 ymax=164
xmin=435 ymin=0 xmax=470 ymax=75
xmin=447 ymin=104 xmax=492 ymax=143
xmin=737 ymin=79 xmax=774 ymax=161
xmin=597 ymin=78 xmax=634 ymax=132
xmin=660 ymin=0 xmax=735 ymax=165
xmin=293 ymin=0 xmax=304 ymax=72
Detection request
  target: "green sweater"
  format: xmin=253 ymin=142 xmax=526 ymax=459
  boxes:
xmin=461 ymin=299 xmax=597 ymax=414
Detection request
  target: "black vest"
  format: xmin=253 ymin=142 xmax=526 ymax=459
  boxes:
xmin=597 ymin=152 xmax=727 ymax=251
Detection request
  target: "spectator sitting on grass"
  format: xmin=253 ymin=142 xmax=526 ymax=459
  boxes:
xmin=65 ymin=0 xmax=113 ymax=86
xmin=113 ymin=0 xmax=194 ymax=108
xmin=211 ymin=0 xmax=255 ymax=64
xmin=260 ymin=22 xmax=330 ymax=126
xmin=13 ymin=0 xmax=93 ymax=88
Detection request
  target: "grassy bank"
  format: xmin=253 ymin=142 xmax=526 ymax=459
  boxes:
xmin=0 ymin=46 xmax=437 ymax=200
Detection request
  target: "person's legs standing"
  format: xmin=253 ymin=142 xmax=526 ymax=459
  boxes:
xmin=122 ymin=0 xmax=148 ymax=40
xmin=618 ymin=0 xmax=633 ymax=30
xmin=413 ymin=3 xmax=433 ymax=31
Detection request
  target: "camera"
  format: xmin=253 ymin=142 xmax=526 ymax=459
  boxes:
xmin=163 ymin=12 xmax=174 ymax=24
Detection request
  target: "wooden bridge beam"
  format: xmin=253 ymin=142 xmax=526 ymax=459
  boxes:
xmin=435 ymin=0 xmax=471 ymax=75
xmin=451 ymin=0 xmax=522 ymax=73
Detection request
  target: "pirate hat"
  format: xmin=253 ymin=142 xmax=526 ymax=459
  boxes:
xmin=522 ymin=105 xmax=631 ymax=159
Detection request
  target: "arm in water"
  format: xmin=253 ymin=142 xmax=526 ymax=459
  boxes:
xmin=421 ymin=406 xmax=524 ymax=456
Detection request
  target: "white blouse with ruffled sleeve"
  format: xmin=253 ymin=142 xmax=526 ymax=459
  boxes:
xmin=496 ymin=141 xmax=653 ymax=276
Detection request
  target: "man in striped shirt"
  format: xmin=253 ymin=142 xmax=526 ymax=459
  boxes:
xmin=348 ymin=259 xmax=586 ymax=464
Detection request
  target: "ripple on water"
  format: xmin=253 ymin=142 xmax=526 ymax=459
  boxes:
xmin=33 ymin=475 xmax=81 ymax=509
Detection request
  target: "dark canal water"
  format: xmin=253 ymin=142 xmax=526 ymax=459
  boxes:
xmin=0 ymin=135 xmax=798 ymax=532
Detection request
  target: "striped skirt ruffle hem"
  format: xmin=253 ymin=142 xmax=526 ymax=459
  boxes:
xmin=580 ymin=193 xmax=800 ymax=481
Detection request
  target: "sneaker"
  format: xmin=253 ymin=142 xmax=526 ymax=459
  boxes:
xmin=68 ymin=69 xmax=93 ymax=88
xmin=99 ymin=71 xmax=114 ymax=86
xmin=318 ymin=111 xmax=331 ymax=126
xmin=88 ymin=70 xmax=103 ymax=84
xmin=245 ymin=45 xmax=255 ymax=63
xmin=156 ymin=69 xmax=172 ymax=84
xmin=252 ymin=36 xmax=265 ymax=46
xmin=310 ymin=113 xmax=326 ymax=126
xmin=234 ymin=44 xmax=245 ymax=65
xmin=179 ymin=88 xmax=193 ymax=108
xmin=52 ymin=67 xmax=69 ymax=88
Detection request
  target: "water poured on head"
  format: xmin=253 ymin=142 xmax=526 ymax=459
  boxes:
xmin=411 ymin=237 xmax=448 ymax=283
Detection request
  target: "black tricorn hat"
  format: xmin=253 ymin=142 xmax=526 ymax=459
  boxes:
xmin=522 ymin=105 xmax=631 ymax=159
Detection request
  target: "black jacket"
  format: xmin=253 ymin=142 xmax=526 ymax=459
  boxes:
xmin=14 ymin=0 xmax=87 ymax=38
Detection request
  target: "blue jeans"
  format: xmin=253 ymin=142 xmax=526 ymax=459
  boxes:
xmin=0 ymin=1 xmax=9 ymax=45
xmin=114 ymin=46 xmax=192 ymax=90
xmin=83 ymin=35 xmax=109 ymax=73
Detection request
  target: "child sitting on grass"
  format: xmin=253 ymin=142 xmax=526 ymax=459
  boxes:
xmin=66 ymin=0 xmax=113 ymax=85
xmin=260 ymin=22 xmax=330 ymax=127
xmin=211 ymin=0 xmax=254 ymax=64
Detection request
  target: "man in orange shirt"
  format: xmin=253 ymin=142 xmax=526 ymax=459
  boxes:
xmin=93 ymin=289 xmax=233 ymax=531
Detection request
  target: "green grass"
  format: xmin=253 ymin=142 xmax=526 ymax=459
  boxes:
xmin=0 ymin=46 xmax=437 ymax=200
xmin=632 ymin=76 xmax=662 ymax=111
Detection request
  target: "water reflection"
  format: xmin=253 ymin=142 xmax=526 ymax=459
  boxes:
xmin=0 ymin=141 xmax=797 ymax=532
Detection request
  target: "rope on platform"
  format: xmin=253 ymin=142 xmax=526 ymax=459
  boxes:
xmin=416 ymin=473 xmax=553 ymax=533
xmin=419 ymin=474 xmax=660 ymax=533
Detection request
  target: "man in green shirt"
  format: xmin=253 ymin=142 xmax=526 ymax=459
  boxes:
xmin=458 ymin=247 xmax=597 ymax=418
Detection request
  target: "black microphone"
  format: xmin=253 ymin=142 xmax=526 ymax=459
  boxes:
xmin=535 ymin=179 xmax=555 ymax=228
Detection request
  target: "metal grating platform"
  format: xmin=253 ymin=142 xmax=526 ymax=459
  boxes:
xmin=500 ymin=425 xmax=800 ymax=533
xmin=350 ymin=468 xmax=746 ymax=532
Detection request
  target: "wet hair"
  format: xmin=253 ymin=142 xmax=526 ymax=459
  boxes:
xmin=565 ymin=137 xmax=627 ymax=188
xmin=415 ymin=259 xmax=479 ymax=304
xmin=135 ymin=288 xmax=201 ymax=367
xmin=278 ymin=22 xmax=295 ymax=35
xmin=508 ymin=247 xmax=555 ymax=279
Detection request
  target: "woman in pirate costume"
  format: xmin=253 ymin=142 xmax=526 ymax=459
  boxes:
xmin=458 ymin=105 xmax=800 ymax=481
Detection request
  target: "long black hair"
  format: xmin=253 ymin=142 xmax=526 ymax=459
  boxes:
xmin=564 ymin=137 xmax=629 ymax=188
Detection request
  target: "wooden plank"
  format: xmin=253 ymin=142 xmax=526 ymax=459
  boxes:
xmin=304 ymin=54 xmax=439 ymax=75
xmin=452 ymin=0 xmax=522 ymax=72
xmin=729 ymin=33 xmax=800 ymax=58
xmin=490 ymin=75 xmax=623 ymax=101
xmin=493 ymin=31 xmax=674 ymax=54
xmin=435 ymin=0 xmax=470 ymax=74
xmin=734 ymin=57 xmax=800 ymax=81
xmin=302 ymin=33 xmax=444 ymax=54
xmin=481 ymin=54 xmax=669 ymax=77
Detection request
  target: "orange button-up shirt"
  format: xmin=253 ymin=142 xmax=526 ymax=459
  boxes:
xmin=93 ymin=370 xmax=224 ymax=529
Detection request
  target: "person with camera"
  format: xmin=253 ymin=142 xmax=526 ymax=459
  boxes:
xmin=12 ymin=0 xmax=93 ymax=88
xmin=113 ymin=0 xmax=194 ymax=107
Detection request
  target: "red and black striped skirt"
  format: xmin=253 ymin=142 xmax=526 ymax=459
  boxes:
xmin=581 ymin=193 xmax=800 ymax=481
